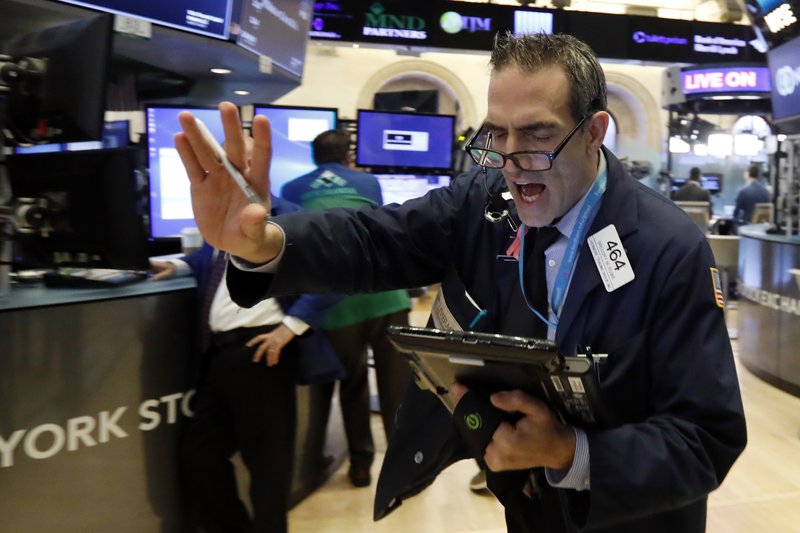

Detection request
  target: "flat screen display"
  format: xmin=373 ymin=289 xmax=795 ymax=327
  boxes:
xmin=356 ymin=110 xmax=455 ymax=173
xmin=237 ymin=0 xmax=313 ymax=77
xmin=56 ymin=0 xmax=232 ymax=39
xmin=768 ymin=35 xmax=800 ymax=132
xmin=376 ymin=174 xmax=451 ymax=205
xmin=14 ymin=120 xmax=130 ymax=154
xmin=252 ymin=105 xmax=338 ymax=195
xmin=146 ymin=106 xmax=227 ymax=238
xmin=701 ymin=173 xmax=723 ymax=193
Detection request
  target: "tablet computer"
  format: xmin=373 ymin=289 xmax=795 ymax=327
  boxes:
xmin=387 ymin=325 xmax=608 ymax=428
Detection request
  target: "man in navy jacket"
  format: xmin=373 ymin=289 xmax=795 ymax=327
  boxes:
xmin=171 ymin=33 xmax=745 ymax=533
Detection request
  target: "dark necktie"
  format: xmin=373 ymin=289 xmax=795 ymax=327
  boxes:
xmin=526 ymin=226 xmax=561 ymax=339
xmin=200 ymin=250 xmax=227 ymax=351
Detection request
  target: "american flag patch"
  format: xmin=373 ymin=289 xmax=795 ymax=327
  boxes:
xmin=711 ymin=267 xmax=725 ymax=309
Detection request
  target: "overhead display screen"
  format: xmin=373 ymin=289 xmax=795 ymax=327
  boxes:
xmin=768 ymin=35 xmax=800 ymax=132
xmin=237 ymin=0 xmax=313 ymax=77
xmin=309 ymin=1 xmax=765 ymax=64
xmin=56 ymin=0 xmax=232 ymax=39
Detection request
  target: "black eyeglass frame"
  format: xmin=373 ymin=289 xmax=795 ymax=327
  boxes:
xmin=465 ymin=114 xmax=592 ymax=172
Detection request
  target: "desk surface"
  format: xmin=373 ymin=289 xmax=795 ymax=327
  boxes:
xmin=739 ymin=224 xmax=800 ymax=245
xmin=0 ymin=276 xmax=196 ymax=311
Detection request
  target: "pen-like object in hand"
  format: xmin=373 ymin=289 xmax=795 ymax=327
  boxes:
xmin=194 ymin=117 xmax=265 ymax=207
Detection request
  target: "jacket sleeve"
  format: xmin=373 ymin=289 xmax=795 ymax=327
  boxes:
xmin=281 ymin=292 xmax=342 ymax=330
xmin=227 ymin=169 xmax=487 ymax=307
xmin=572 ymin=236 xmax=746 ymax=530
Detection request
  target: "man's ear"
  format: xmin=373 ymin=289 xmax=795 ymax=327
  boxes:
xmin=586 ymin=111 xmax=610 ymax=153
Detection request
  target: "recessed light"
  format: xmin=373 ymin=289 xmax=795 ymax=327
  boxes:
xmin=210 ymin=68 xmax=232 ymax=74
xmin=234 ymin=90 xmax=250 ymax=96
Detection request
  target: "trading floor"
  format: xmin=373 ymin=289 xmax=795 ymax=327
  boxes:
xmin=288 ymin=296 xmax=800 ymax=533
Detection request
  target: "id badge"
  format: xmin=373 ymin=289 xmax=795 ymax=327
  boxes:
xmin=587 ymin=224 xmax=635 ymax=292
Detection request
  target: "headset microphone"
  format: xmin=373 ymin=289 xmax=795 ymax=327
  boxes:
xmin=483 ymin=168 xmax=510 ymax=223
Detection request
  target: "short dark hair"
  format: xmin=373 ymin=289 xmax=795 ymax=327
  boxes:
xmin=312 ymin=130 xmax=350 ymax=165
xmin=747 ymin=164 xmax=760 ymax=179
xmin=689 ymin=167 xmax=701 ymax=181
xmin=489 ymin=32 xmax=607 ymax=123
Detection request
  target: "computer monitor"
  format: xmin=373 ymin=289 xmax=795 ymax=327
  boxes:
xmin=14 ymin=120 xmax=130 ymax=154
xmin=700 ymin=173 xmax=722 ymax=194
xmin=356 ymin=110 xmax=455 ymax=174
xmin=252 ymin=104 xmax=338 ymax=196
xmin=145 ymin=105 xmax=228 ymax=238
xmin=5 ymin=148 xmax=149 ymax=270
xmin=1 ymin=12 xmax=112 ymax=144
xmin=54 ymin=0 xmax=233 ymax=40
xmin=376 ymin=174 xmax=452 ymax=205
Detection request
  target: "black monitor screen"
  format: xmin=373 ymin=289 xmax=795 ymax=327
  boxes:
xmin=252 ymin=105 xmax=338 ymax=196
xmin=701 ymin=173 xmax=723 ymax=193
xmin=55 ymin=0 xmax=232 ymax=39
xmin=356 ymin=110 xmax=455 ymax=173
xmin=5 ymin=148 xmax=149 ymax=270
xmin=146 ymin=105 xmax=227 ymax=238
xmin=768 ymin=35 xmax=800 ymax=133
xmin=376 ymin=174 xmax=451 ymax=205
xmin=2 ymin=13 xmax=112 ymax=144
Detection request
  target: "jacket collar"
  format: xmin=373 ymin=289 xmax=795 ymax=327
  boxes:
xmin=555 ymin=148 xmax=641 ymax=346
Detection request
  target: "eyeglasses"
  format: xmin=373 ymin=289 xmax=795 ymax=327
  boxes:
xmin=465 ymin=115 xmax=590 ymax=172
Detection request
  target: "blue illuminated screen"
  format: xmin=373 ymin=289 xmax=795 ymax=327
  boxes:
xmin=252 ymin=105 xmax=338 ymax=195
xmin=146 ymin=106 xmax=227 ymax=238
xmin=356 ymin=110 xmax=455 ymax=172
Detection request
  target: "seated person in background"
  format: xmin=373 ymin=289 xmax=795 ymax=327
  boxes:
xmin=672 ymin=167 xmax=712 ymax=212
xmin=734 ymin=164 xmax=771 ymax=227
xmin=149 ymin=194 xmax=342 ymax=533
xmin=281 ymin=130 xmax=413 ymax=488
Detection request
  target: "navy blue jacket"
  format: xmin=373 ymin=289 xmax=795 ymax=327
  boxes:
xmin=228 ymin=151 xmax=746 ymax=532
xmin=734 ymin=180 xmax=771 ymax=225
xmin=186 ymin=196 xmax=343 ymax=384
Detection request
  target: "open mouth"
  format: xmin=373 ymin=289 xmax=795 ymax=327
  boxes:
xmin=516 ymin=182 xmax=546 ymax=203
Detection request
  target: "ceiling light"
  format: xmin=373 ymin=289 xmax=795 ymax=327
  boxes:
xmin=234 ymin=90 xmax=250 ymax=96
xmin=210 ymin=68 xmax=231 ymax=74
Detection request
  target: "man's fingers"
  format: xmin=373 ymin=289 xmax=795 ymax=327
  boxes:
xmin=174 ymin=132 xmax=207 ymax=183
xmin=490 ymin=390 xmax=547 ymax=417
xmin=249 ymin=114 xmax=273 ymax=201
xmin=177 ymin=111 xmax=223 ymax=172
xmin=219 ymin=102 xmax=247 ymax=169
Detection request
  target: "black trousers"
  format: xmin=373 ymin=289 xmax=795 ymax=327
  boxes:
xmin=322 ymin=311 xmax=412 ymax=469
xmin=181 ymin=327 xmax=297 ymax=533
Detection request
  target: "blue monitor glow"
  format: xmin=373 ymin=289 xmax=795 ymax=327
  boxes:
xmin=55 ymin=0 xmax=232 ymax=39
xmin=376 ymin=174 xmax=452 ymax=205
xmin=356 ymin=110 xmax=455 ymax=174
xmin=701 ymin=173 xmax=723 ymax=194
xmin=252 ymin=104 xmax=338 ymax=196
xmin=146 ymin=106 xmax=228 ymax=238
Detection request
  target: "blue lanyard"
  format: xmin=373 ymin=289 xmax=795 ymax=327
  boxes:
xmin=518 ymin=169 xmax=607 ymax=332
